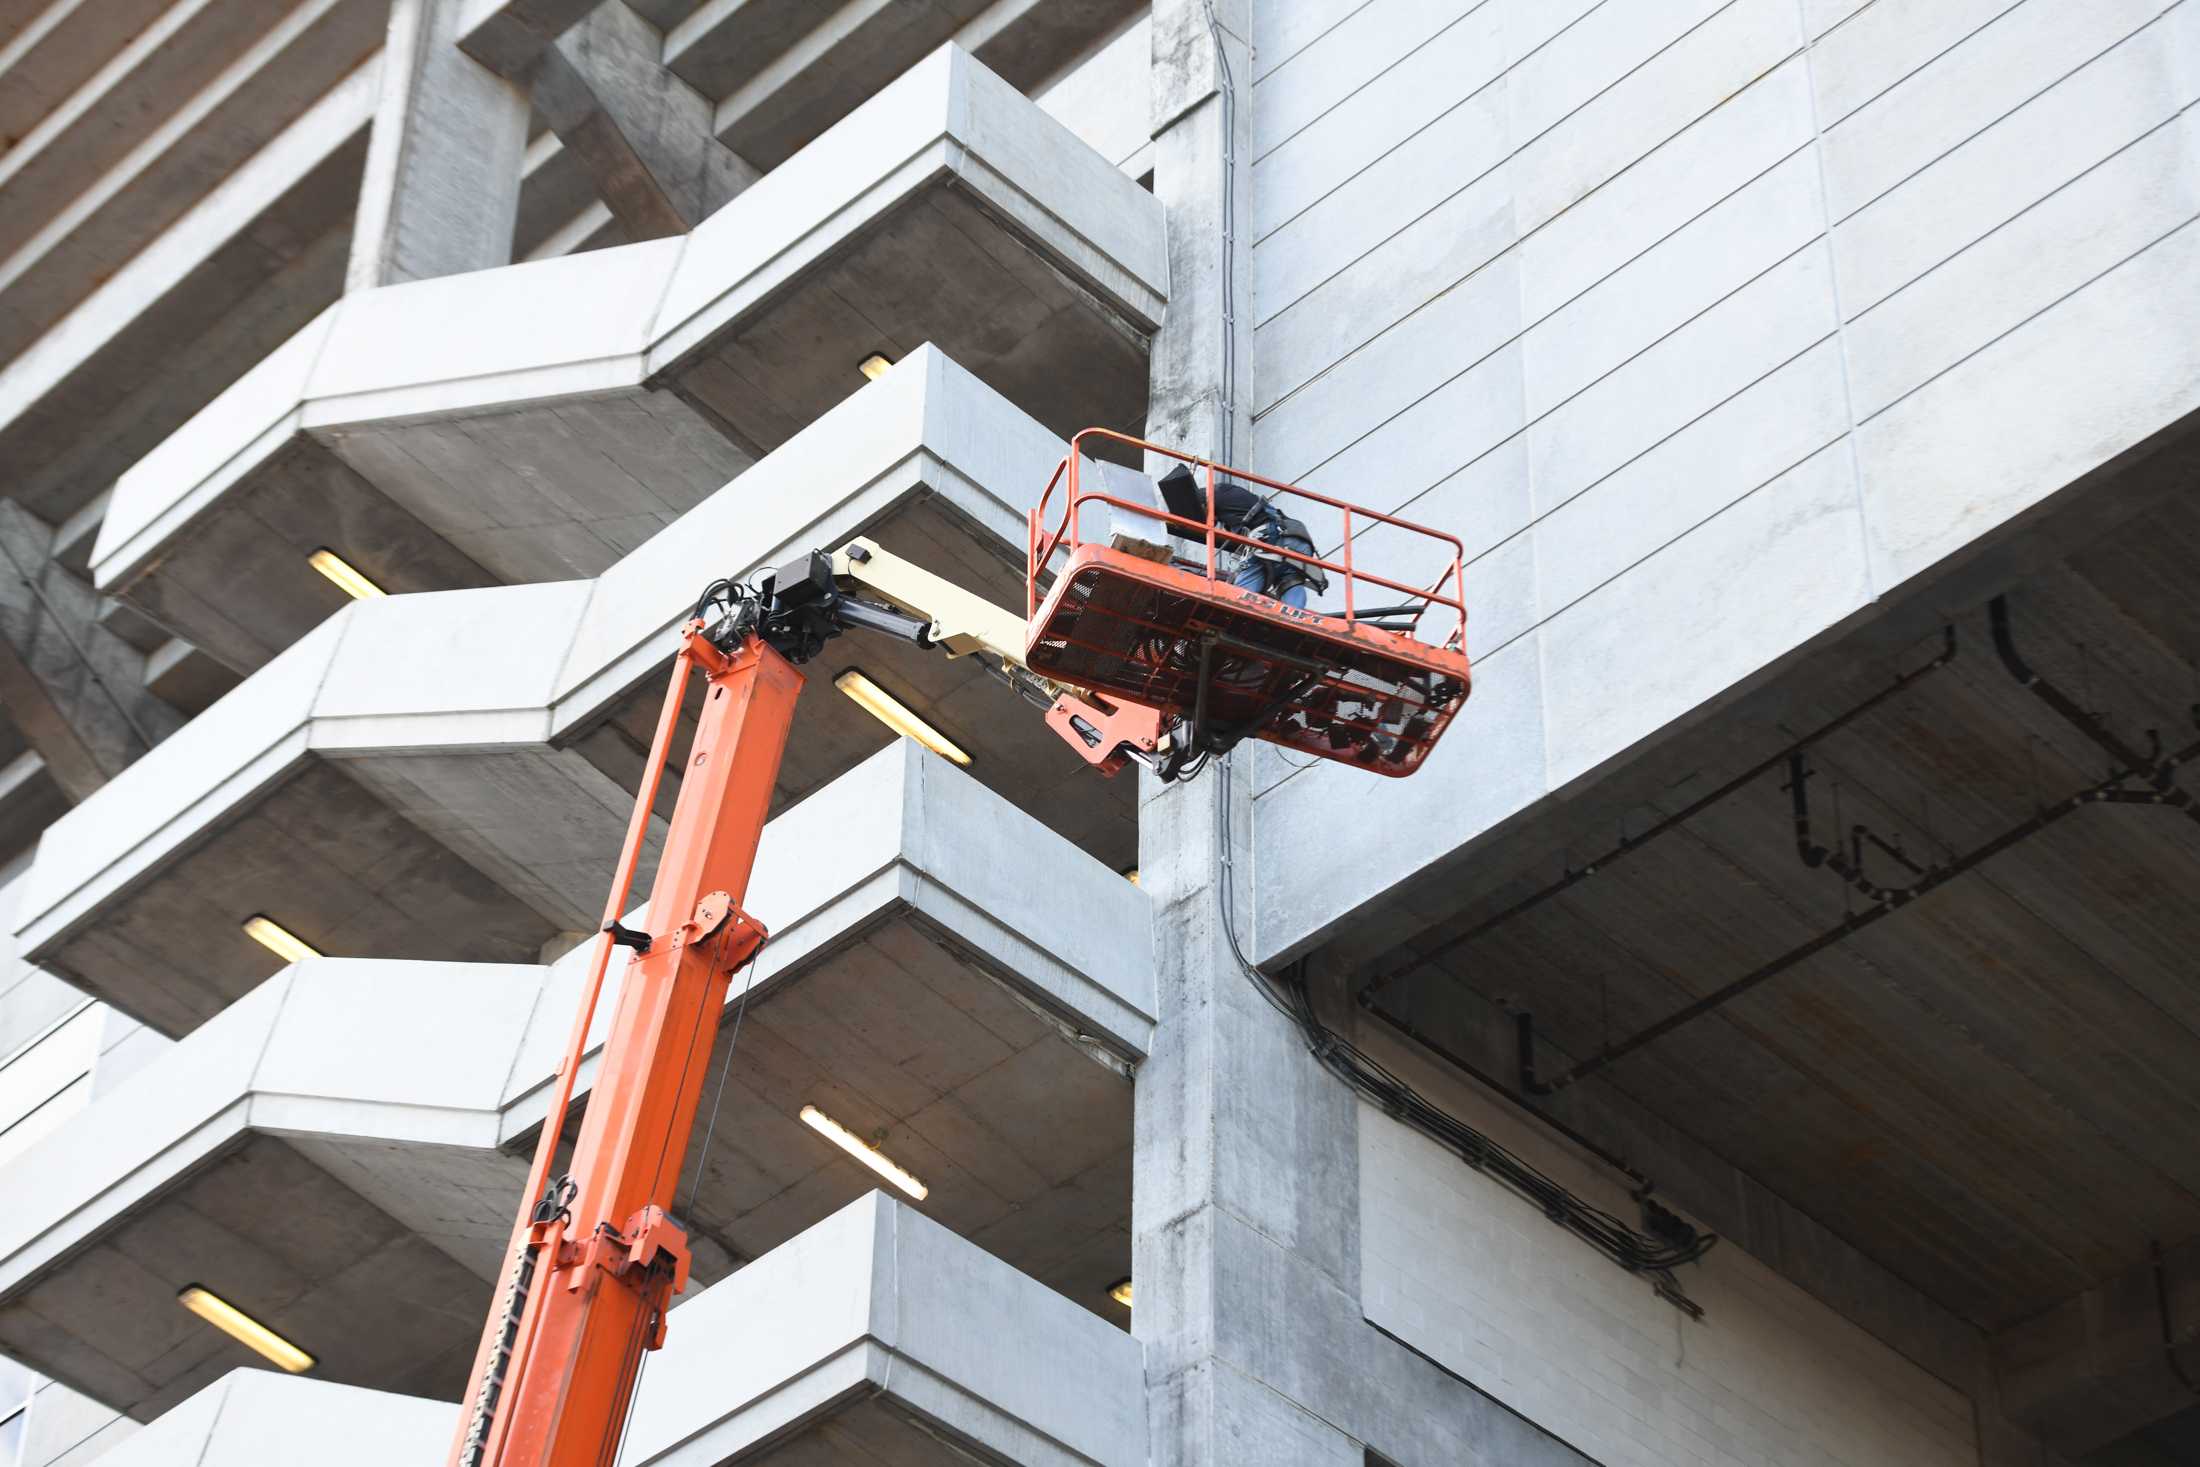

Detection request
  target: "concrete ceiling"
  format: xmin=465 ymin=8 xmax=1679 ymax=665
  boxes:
xmin=46 ymin=757 xmax=560 ymax=1035
xmin=0 ymin=1132 xmax=487 ymax=1421
xmin=1342 ymin=417 xmax=2200 ymax=1455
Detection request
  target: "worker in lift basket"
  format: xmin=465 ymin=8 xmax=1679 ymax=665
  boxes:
xmin=1156 ymin=463 xmax=1328 ymax=609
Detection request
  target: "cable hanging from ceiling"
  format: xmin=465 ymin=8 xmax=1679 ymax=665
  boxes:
xmin=1211 ymin=755 xmax=1717 ymax=1318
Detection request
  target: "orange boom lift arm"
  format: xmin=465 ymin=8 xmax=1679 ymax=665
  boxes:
xmin=452 ymin=441 xmax=1473 ymax=1467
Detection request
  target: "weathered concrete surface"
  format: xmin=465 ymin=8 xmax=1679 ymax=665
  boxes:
xmin=0 ymin=0 xmax=382 ymax=369
xmin=0 ymin=0 xmax=175 ymax=157
xmin=69 ymin=1195 xmax=1145 ymax=1467
xmin=0 ymin=60 xmax=374 ymax=523
xmin=94 ymin=44 xmax=1163 ymax=673
xmin=0 ymin=745 xmax=1148 ymax=1416
xmin=453 ymin=0 xmax=599 ymax=78
xmin=533 ymin=0 xmax=755 ymax=238
xmin=0 ymin=502 xmax=181 ymax=804
xmin=664 ymin=0 xmax=1141 ymax=161
xmin=23 ymin=350 xmax=1137 ymax=1034
xmin=345 ymin=0 xmax=529 ymax=291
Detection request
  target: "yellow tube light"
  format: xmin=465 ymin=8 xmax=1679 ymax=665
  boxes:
xmin=834 ymin=670 xmax=970 ymax=766
xmin=858 ymin=353 xmax=894 ymax=381
xmin=177 ymin=1286 xmax=315 ymax=1373
xmin=242 ymin=915 xmax=321 ymax=964
xmin=1107 ymin=1277 xmax=1133 ymax=1308
xmin=799 ymin=1104 xmax=928 ymax=1200
xmin=308 ymin=548 xmax=385 ymax=600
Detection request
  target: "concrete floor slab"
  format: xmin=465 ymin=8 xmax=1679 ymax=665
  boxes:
xmin=92 ymin=43 xmax=1163 ymax=675
xmin=76 ymin=1194 xmax=1143 ymax=1467
xmin=18 ymin=350 xmax=1139 ymax=1035
xmin=0 ymin=743 xmax=1149 ymax=1418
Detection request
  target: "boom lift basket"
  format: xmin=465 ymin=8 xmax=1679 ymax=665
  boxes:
xmin=1026 ymin=430 xmax=1473 ymax=775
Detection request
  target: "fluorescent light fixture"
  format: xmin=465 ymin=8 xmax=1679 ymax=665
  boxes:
xmin=307 ymin=548 xmax=385 ymax=600
xmin=1107 ymin=1277 xmax=1133 ymax=1308
xmin=242 ymin=915 xmax=320 ymax=964
xmin=799 ymin=1104 xmax=928 ymax=1200
xmin=858 ymin=353 xmax=894 ymax=381
xmin=834 ymin=669 xmax=971 ymax=766
xmin=177 ymin=1286 xmax=315 ymax=1372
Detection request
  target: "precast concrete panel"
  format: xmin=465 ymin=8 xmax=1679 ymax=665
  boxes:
xmin=1247 ymin=0 xmax=2200 ymax=963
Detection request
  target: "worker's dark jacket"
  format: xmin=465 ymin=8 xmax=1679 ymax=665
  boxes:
xmin=1157 ymin=463 xmax=1328 ymax=599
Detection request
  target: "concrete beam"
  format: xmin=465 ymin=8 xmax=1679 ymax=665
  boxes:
xmin=63 ymin=1196 xmax=1144 ymax=1466
xmin=707 ymin=0 xmax=994 ymax=171
xmin=511 ymin=128 xmax=611 ymax=257
xmin=0 ymin=502 xmax=181 ymax=804
xmin=1992 ymin=1235 xmax=2200 ymax=1456
xmin=139 ymin=638 xmax=239 ymax=717
xmin=0 ymin=57 xmax=373 ymax=522
xmin=24 ymin=350 xmax=1138 ymax=1034
xmin=0 ymin=750 xmax=65 ymax=868
xmin=0 ymin=744 xmax=1150 ymax=1413
xmin=0 ymin=0 xmax=174 ymax=154
xmin=532 ymin=0 xmax=754 ymax=239
xmin=668 ymin=0 xmax=1142 ymax=167
xmin=346 ymin=0 xmax=529 ymax=291
xmin=0 ymin=0 xmax=320 ymax=269
xmin=956 ymin=0 xmax=1148 ymax=93
xmin=93 ymin=44 xmax=1163 ymax=671
xmin=0 ymin=0 xmax=383 ymax=367
xmin=452 ymin=0 xmax=598 ymax=79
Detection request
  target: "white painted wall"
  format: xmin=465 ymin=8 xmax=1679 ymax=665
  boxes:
xmin=1249 ymin=0 xmax=2200 ymax=957
xmin=1360 ymin=1089 xmax=1976 ymax=1467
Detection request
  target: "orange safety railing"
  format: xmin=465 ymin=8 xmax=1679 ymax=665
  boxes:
xmin=1027 ymin=429 xmax=1469 ymax=650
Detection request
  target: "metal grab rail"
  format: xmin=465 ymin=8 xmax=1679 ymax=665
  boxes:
xmin=1027 ymin=428 xmax=1468 ymax=649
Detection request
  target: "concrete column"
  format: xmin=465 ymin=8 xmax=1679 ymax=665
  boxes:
xmin=1142 ymin=0 xmax=1250 ymax=465
xmin=532 ymin=2 xmax=755 ymax=240
xmin=1129 ymin=8 xmax=1588 ymax=1464
xmin=0 ymin=502 xmax=181 ymax=803
xmin=346 ymin=0 xmax=531 ymax=291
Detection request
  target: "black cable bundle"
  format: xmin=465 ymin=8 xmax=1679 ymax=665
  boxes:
xmin=1212 ymin=769 xmax=1715 ymax=1318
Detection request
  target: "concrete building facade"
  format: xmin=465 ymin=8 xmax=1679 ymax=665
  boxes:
xmin=1 ymin=1 xmax=2196 ymax=1464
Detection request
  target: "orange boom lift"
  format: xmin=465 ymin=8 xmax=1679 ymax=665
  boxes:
xmin=449 ymin=437 xmax=1472 ymax=1467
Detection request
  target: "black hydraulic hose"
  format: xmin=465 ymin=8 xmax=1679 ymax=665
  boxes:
xmin=1358 ymin=625 xmax=1957 ymax=1005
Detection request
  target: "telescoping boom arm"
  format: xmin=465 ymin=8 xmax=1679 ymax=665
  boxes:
xmin=451 ymin=462 xmax=1471 ymax=1467
xmin=446 ymin=538 xmax=1167 ymax=1467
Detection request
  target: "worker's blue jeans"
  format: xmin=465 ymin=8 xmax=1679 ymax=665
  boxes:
xmin=1233 ymin=559 xmax=1310 ymax=609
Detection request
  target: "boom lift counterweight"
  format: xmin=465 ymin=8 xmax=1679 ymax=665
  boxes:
xmin=450 ymin=439 xmax=1472 ymax=1467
